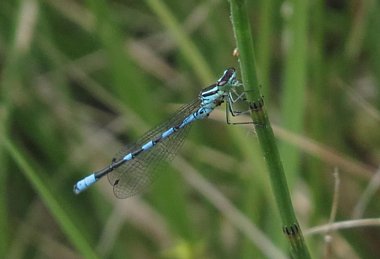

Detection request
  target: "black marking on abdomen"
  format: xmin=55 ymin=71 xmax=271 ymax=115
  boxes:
xmin=132 ymin=148 xmax=143 ymax=158
xmin=153 ymin=136 xmax=161 ymax=144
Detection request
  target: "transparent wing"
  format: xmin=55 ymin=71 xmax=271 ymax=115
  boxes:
xmin=107 ymin=98 xmax=201 ymax=198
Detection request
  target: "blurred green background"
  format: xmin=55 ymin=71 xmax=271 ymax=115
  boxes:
xmin=1 ymin=0 xmax=379 ymax=258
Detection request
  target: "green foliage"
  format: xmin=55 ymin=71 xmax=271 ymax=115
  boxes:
xmin=1 ymin=0 xmax=379 ymax=258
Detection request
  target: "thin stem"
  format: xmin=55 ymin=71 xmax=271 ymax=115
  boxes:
xmin=145 ymin=0 xmax=214 ymax=84
xmin=2 ymin=138 xmax=99 ymax=259
xmin=228 ymin=0 xmax=311 ymax=258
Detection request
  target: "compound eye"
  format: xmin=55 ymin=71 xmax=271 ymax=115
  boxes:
xmin=217 ymin=80 xmax=227 ymax=86
xmin=217 ymin=68 xmax=236 ymax=86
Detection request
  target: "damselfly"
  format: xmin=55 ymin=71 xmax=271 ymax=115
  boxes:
xmin=74 ymin=68 xmax=248 ymax=198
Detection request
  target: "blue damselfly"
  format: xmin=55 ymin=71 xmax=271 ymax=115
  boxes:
xmin=74 ymin=68 xmax=248 ymax=198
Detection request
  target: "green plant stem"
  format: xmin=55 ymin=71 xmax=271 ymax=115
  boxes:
xmin=228 ymin=0 xmax=311 ymax=258
xmin=0 ymin=107 xmax=8 ymax=258
xmin=145 ymin=0 xmax=214 ymax=83
xmin=280 ymin=0 xmax=309 ymax=187
xmin=3 ymin=138 xmax=99 ymax=259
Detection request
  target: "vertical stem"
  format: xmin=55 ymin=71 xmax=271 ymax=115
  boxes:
xmin=280 ymin=0 xmax=309 ymax=187
xmin=228 ymin=0 xmax=311 ymax=258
